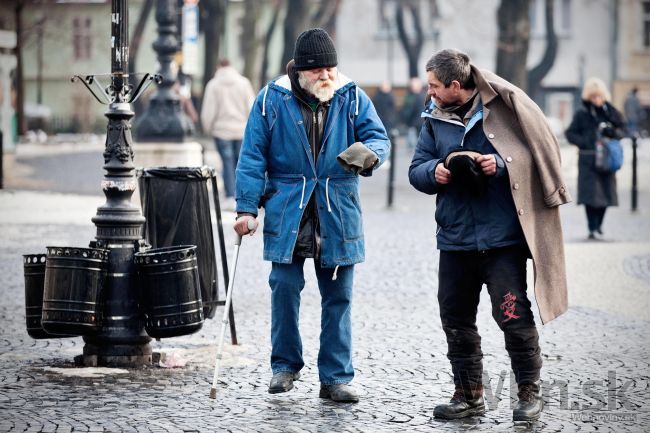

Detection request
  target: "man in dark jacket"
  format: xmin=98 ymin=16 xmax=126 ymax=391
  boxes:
xmin=373 ymin=80 xmax=397 ymax=134
xmin=400 ymin=77 xmax=427 ymax=148
xmin=234 ymin=28 xmax=390 ymax=403
xmin=409 ymin=49 xmax=569 ymax=422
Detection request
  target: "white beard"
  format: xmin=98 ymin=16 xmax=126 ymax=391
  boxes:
xmin=298 ymin=73 xmax=336 ymax=102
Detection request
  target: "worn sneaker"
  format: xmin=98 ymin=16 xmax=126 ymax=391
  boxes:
xmin=513 ymin=382 xmax=544 ymax=422
xmin=268 ymin=371 xmax=300 ymax=394
xmin=319 ymin=383 xmax=359 ymax=403
xmin=433 ymin=388 xmax=485 ymax=419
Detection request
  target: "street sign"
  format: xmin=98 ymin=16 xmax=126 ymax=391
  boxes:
xmin=182 ymin=1 xmax=200 ymax=76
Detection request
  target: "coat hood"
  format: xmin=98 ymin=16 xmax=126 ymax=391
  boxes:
xmin=213 ymin=66 xmax=243 ymax=84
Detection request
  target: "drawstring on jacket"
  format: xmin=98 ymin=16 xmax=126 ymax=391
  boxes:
xmin=325 ymin=177 xmax=332 ymax=212
xmin=354 ymin=85 xmax=359 ymax=116
xmin=298 ymin=176 xmax=306 ymax=209
xmin=332 ymin=265 xmax=340 ymax=281
xmin=261 ymin=85 xmax=269 ymax=116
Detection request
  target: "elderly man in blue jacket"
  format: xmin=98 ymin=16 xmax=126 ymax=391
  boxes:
xmin=233 ymin=28 xmax=390 ymax=403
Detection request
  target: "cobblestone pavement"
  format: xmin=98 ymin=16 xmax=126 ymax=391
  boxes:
xmin=1 ymin=138 xmax=649 ymax=432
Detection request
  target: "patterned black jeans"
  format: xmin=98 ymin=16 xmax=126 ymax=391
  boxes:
xmin=438 ymin=245 xmax=542 ymax=394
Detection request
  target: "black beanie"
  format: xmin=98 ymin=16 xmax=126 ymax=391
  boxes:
xmin=293 ymin=28 xmax=338 ymax=71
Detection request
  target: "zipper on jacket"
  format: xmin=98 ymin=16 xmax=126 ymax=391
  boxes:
xmin=311 ymin=110 xmax=318 ymax=160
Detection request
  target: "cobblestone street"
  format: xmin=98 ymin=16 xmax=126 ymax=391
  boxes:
xmin=1 ymin=138 xmax=649 ymax=432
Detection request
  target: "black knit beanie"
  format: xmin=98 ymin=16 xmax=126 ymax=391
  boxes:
xmin=293 ymin=28 xmax=338 ymax=71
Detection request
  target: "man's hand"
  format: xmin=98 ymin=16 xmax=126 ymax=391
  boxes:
xmin=234 ymin=215 xmax=258 ymax=236
xmin=476 ymin=154 xmax=497 ymax=176
xmin=435 ymin=163 xmax=452 ymax=184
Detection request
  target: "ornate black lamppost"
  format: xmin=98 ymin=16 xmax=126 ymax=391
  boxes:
xmin=72 ymin=0 xmax=160 ymax=366
xmin=135 ymin=0 xmax=194 ymax=142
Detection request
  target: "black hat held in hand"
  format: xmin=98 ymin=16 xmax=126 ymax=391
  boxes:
xmin=293 ymin=28 xmax=338 ymax=71
xmin=444 ymin=149 xmax=488 ymax=196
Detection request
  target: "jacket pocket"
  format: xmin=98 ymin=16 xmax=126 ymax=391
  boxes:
xmin=263 ymin=184 xmax=296 ymax=237
xmin=334 ymin=182 xmax=363 ymax=242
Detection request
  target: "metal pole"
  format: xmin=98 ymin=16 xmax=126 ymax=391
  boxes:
xmin=0 ymin=130 xmax=3 ymax=189
xmin=135 ymin=0 xmax=194 ymax=141
xmin=82 ymin=0 xmax=152 ymax=367
xmin=631 ymin=135 xmax=638 ymax=212
xmin=387 ymin=130 xmax=396 ymax=208
xmin=210 ymin=175 xmax=238 ymax=345
xmin=36 ymin=17 xmax=44 ymax=106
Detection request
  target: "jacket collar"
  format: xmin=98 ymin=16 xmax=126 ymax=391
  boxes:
xmin=271 ymin=72 xmax=355 ymax=95
xmin=422 ymin=90 xmax=482 ymax=127
xmin=470 ymin=64 xmax=499 ymax=106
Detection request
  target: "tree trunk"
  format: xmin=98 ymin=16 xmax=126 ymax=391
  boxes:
xmin=129 ymin=0 xmax=154 ymax=114
xmin=241 ymin=0 xmax=262 ymax=88
xmin=15 ymin=0 xmax=26 ymax=135
xmin=495 ymin=0 xmax=531 ymax=91
xmin=395 ymin=1 xmax=424 ymax=79
xmin=527 ymin=0 xmax=557 ymax=102
xmin=280 ymin=0 xmax=310 ymax=74
xmin=312 ymin=0 xmax=341 ymax=39
xmin=260 ymin=0 xmax=282 ymax=86
xmin=201 ymin=0 xmax=227 ymax=91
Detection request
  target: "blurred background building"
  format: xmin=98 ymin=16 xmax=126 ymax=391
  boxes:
xmin=0 ymin=0 xmax=648 ymax=141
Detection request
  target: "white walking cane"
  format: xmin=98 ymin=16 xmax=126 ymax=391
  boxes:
xmin=209 ymin=218 xmax=256 ymax=399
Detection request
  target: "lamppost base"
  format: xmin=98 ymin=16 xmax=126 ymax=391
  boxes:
xmin=81 ymin=342 xmax=153 ymax=368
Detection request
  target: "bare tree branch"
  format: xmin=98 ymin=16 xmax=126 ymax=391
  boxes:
xmin=396 ymin=0 xmax=424 ymax=78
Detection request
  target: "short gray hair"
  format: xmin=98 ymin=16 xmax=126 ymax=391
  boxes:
xmin=425 ymin=49 xmax=474 ymax=89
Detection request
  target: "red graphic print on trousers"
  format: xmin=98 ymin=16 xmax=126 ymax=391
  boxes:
xmin=500 ymin=292 xmax=520 ymax=323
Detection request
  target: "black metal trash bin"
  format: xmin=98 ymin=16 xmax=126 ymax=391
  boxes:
xmin=134 ymin=245 xmax=203 ymax=338
xmin=23 ymin=254 xmax=72 ymax=339
xmin=137 ymin=167 xmax=219 ymax=319
xmin=41 ymin=246 xmax=109 ymax=336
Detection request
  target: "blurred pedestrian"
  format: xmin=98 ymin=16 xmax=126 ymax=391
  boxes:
xmin=174 ymin=78 xmax=199 ymax=127
xmin=409 ymin=49 xmax=571 ymax=422
xmin=201 ymin=59 xmax=255 ymax=209
xmin=234 ymin=28 xmax=390 ymax=403
xmin=373 ymin=80 xmax=397 ymax=135
xmin=400 ymin=77 xmax=427 ymax=148
xmin=566 ymin=77 xmax=626 ymax=239
xmin=624 ymin=87 xmax=644 ymax=137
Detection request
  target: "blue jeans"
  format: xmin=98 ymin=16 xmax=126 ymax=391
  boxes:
xmin=214 ymin=138 xmax=242 ymax=198
xmin=269 ymin=257 xmax=355 ymax=385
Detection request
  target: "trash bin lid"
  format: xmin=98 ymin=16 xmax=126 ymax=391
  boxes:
xmin=137 ymin=166 xmax=214 ymax=180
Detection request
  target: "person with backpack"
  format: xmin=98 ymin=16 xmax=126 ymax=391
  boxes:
xmin=566 ymin=77 xmax=626 ymax=239
xmin=233 ymin=28 xmax=390 ymax=402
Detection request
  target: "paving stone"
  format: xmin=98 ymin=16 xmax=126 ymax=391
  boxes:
xmin=1 ymin=140 xmax=649 ymax=432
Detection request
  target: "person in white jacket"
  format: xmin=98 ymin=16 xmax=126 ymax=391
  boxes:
xmin=201 ymin=59 xmax=255 ymax=206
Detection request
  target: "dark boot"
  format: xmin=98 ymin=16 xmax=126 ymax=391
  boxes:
xmin=319 ymin=384 xmax=359 ymax=403
xmin=513 ymin=381 xmax=543 ymax=422
xmin=268 ymin=371 xmax=300 ymax=394
xmin=433 ymin=388 xmax=485 ymax=419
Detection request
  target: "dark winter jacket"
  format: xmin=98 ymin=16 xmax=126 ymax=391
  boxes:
xmin=400 ymin=89 xmax=428 ymax=128
xmin=565 ymin=101 xmax=626 ymax=207
xmin=288 ymin=62 xmax=329 ymax=259
xmin=409 ymin=95 xmax=525 ymax=251
xmin=372 ymin=89 xmax=396 ymax=131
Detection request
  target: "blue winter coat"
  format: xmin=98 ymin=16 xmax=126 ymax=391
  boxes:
xmin=235 ymin=73 xmax=390 ymax=267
